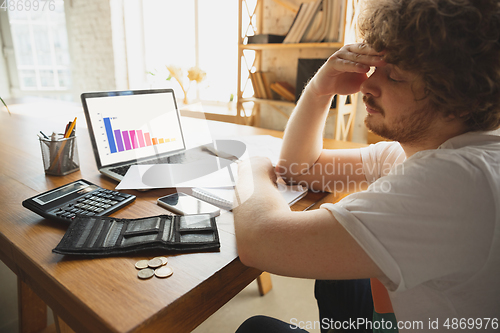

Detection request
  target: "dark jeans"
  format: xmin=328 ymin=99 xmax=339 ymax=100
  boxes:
xmin=315 ymin=279 xmax=374 ymax=333
xmin=236 ymin=315 xmax=309 ymax=333
xmin=236 ymin=279 xmax=373 ymax=333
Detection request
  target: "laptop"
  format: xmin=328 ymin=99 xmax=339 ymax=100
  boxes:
xmin=81 ymin=89 xmax=206 ymax=182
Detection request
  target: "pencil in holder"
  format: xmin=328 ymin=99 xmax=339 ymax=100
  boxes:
xmin=39 ymin=135 xmax=80 ymax=176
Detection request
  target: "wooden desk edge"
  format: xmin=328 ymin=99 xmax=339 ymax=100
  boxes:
xmin=0 ymin=232 xmax=114 ymax=332
xmin=135 ymin=262 xmax=261 ymax=333
xmin=1 ymin=229 xmax=262 ymax=333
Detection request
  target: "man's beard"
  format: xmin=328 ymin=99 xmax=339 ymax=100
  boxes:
xmin=363 ymin=95 xmax=436 ymax=145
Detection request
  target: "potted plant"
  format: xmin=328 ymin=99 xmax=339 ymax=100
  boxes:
xmin=0 ymin=96 xmax=11 ymax=114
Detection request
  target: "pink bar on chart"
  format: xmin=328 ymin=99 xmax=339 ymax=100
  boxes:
xmin=130 ymin=130 xmax=138 ymax=149
xmin=137 ymin=130 xmax=146 ymax=148
xmin=122 ymin=131 xmax=132 ymax=150
xmin=144 ymin=132 xmax=152 ymax=146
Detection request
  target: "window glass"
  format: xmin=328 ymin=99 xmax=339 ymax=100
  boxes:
xmin=34 ymin=26 xmax=51 ymax=66
xmin=39 ymin=70 xmax=54 ymax=87
xmin=19 ymin=69 xmax=37 ymax=88
xmin=142 ymin=0 xmax=237 ymax=104
xmin=143 ymin=0 xmax=196 ymax=101
xmin=10 ymin=24 xmax=33 ymax=66
xmin=198 ymin=0 xmax=238 ymax=103
xmin=8 ymin=0 xmax=71 ymax=91
xmin=57 ymin=69 xmax=71 ymax=87
xmin=52 ymin=26 xmax=70 ymax=66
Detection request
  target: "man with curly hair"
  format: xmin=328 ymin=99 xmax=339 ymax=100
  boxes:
xmin=234 ymin=0 xmax=500 ymax=332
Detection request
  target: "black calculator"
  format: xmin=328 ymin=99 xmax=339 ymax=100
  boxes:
xmin=22 ymin=179 xmax=136 ymax=223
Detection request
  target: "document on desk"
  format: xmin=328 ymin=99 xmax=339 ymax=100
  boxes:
xmin=191 ymin=179 xmax=307 ymax=211
xmin=229 ymin=135 xmax=283 ymax=165
xmin=115 ymin=156 xmax=238 ymax=190
xmin=115 ymin=135 xmax=284 ymax=190
xmin=202 ymin=135 xmax=283 ymax=164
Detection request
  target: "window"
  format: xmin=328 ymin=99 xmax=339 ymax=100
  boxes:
xmin=8 ymin=0 xmax=71 ymax=92
xmin=142 ymin=0 xmax=238 ymax=106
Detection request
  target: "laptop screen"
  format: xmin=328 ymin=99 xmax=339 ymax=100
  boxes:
xmin=82 ymin=89 xmax=186 ymax=168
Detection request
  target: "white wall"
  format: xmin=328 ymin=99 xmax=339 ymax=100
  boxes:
xmin=0 ymin=40 xmax=11 ymax=99
xmin=64 ymin=0 xmax=124 ymax=101
xmin=0 ymin=12 xmax=12 ymax=99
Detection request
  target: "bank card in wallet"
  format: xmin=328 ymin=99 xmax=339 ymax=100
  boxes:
xmin=52 ymin=214 xmax=220 ymax=256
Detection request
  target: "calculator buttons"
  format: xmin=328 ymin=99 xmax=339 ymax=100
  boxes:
xmin=23 ymin=180 xmax=136 ymax=223
xmin=50 ymin=189 xmax=135 ymax=221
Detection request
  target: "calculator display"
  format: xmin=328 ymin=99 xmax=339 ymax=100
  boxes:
xmin=33 ymin=180 xmax=89 ymax=205
xmin=23 ymin=179 xmax=136 ymax=223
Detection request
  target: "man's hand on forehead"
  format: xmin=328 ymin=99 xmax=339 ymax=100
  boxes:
xmin=340 ymin=43 xmax=386 ymax=72
xmin=308 ymin=43 xmax=386 ymax=96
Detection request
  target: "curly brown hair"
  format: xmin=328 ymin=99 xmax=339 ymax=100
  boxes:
xmin=358 ymin=0 xmax=500 ymax=131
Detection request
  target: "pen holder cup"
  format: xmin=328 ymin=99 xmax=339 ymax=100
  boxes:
xmin=40 ymin=135 xmax=80 ymax=176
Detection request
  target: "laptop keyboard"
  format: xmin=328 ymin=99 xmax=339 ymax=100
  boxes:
xmin=110 ymin=152 xmax=196 ymax=176
xmin=110 ymin=165 xmax=132 ymax=176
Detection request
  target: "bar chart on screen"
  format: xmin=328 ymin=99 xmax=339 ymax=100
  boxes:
xmin=85 ymin=90 xmax=186 ymax=168
xmin=94 ymin=109 xmax=184 ymax=162
xmin=102 ymin=116 xmax=177 ymax=154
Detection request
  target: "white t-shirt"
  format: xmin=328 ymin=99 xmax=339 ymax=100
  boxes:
xmin=322 ymin=132 xmax=500 ymax=332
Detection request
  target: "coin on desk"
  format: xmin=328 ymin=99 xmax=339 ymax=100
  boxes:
xmin=137 ymin=268 xmax=155 ymax=279
xmin=135 ymin=259 xmax=149 ymax=270
xmin=155 ymin=266 xmax=173 ymax=278
xmin=153 ymin=256 xmax=168 ymax=266
xmin=148 ymin=257 xmax=163 ymax=268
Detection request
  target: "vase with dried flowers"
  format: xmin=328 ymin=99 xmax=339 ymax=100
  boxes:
xmin=148 ymin=65 xmax=206 ymax=105
xmin=167 ymin=65 xmax=207 ymax=104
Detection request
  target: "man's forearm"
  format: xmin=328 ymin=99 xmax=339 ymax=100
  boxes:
xmin=233 ymin=161 xmax=382 ymax=280
xmin=234 ymin=168 xmax=290 ymax=222
xmin=279 ymin=86 xmax=335 ymax=180
xmin=233 ymin=162 xmax=291 ymax=261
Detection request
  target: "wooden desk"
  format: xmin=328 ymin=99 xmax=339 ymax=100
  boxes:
xmin=0 ymin=99 xmax=366 ymax=333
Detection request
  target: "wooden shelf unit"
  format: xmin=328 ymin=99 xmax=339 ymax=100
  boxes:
xmin=240 ymin=42 xmax=344 ymax=50
xmin=237 ymin=0 xmax=358 ymax=141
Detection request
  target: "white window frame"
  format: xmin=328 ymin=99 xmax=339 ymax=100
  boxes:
xmin=1 ymin=0 xmax=72 ymax=99
xmin=135 ymin=0 xmax=238 ymax=110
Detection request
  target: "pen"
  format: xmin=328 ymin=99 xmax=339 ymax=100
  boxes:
xmin=37 ymin=134 xmax=51 ymax=149
xmin=39 ymin=131 xmax=49 ymax=139
xmin=64 ymin=122 xmax=70 ymax=136
xmin=49 ymin=117 xmax=77 ymax=172
xmin=202 ymin=144 xmax=239 ymax=162
xmin=64 ymin=117 xmax=77 ymax=138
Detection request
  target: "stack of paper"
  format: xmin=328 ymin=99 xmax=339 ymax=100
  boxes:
xmin=191 ymin=180 xmax=308 ymax=211
xmin=116 ymin=135 xmax=287 ymax=190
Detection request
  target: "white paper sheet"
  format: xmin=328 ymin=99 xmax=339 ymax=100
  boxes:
xmin=115 ymin=135 xmax=284 ymax=190
xmin=115 ymin=158 xmax=238 ymax=190
xmin=192 ymin=180 xmax=307 ymax=211
xmin=223 ymin=135 xmax=283 ymax=165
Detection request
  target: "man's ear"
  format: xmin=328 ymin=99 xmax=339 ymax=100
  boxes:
xmin=446 ymin=110 xmax=469 ymax=121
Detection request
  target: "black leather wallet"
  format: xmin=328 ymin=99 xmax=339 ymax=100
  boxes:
xmin=52 ymin=214 xmax=220 ymax=256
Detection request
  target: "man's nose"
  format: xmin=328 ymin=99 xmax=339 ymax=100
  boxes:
xmin=360 ymin=67 xmax=381 ymax=98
